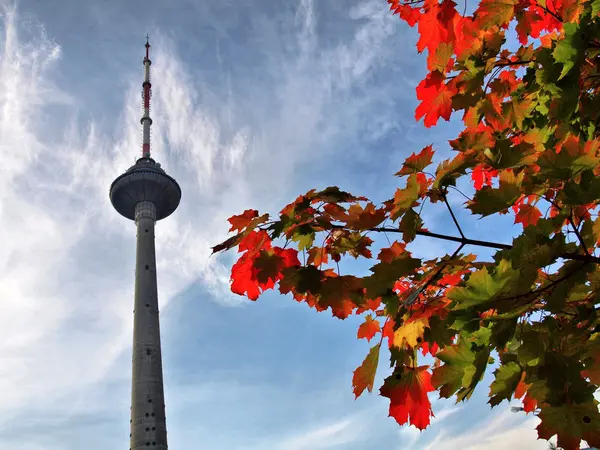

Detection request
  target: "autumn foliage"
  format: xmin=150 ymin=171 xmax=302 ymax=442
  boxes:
xmin=212 ymin=0 xmax=600 ymax=448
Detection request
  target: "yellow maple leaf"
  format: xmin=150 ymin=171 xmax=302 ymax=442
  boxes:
xmin=393 ymin=317 xmax=428 ymax=349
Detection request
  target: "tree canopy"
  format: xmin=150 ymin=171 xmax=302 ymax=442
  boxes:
xmin=212 ymin=0 xmax=600 ymax=448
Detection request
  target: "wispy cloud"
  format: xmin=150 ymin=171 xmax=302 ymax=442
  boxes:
xmin=423 ymin=407 xmax=546 ymax=450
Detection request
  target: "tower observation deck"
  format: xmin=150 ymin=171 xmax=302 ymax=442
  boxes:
xmin=109 ymin=37 xmax=181 ymax=450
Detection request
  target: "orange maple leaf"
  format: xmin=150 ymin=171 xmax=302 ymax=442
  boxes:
xmin=228 ymin=209 xmax=259 ymax=233
xmin=378 ymin=241 xmax=408 ymax=263
xmin=353 ymin=344 xmax=381 ymax=398
xmin=357 ymin=315 xmax=381 ymax=341
xmin=514 ymin=203 xmax=542 ymax=227
xmin=396 ymin=145 xmax=435 ymax=176
xmin=380 ymin=365 xmax=435 ymax=430
xmin=346 ymin=203 xmax=387 ymax=229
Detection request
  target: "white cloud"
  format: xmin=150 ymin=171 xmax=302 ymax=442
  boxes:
xmin=271 ymin=417 xmax=364 ymax=450
xmin=423 ymin=408 xmax=547 ymax=450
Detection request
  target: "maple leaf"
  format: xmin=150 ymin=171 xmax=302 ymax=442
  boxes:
xmin=396 ymin=145 xmax=435 ymax=175
xmin=431 ymin=337 xmax=490 ymax=401
xmin=399 ymin=208 xmax=423 ymax=243
xmin=390 ymin=173 xmax=429 ymax=220
xmin=420 ymin=341 xmax=440 ymax=356
xmin=471 ymin=165 xmax=498 ymax=190
xmin=537 ymin=402 xmax=600 ymax=450
xmin=393 ymin=317 xmax=428 ymax=348
xmin=447 ymin=259 xmax=519 ymax=309
xmin=378 ymin=241 xmax=408 ymax=263
xmin=468 ymin=170 xmax=524 ymax=216
xmin=357 ymin=315 xmax=381 ymax=341
xmin=553 ymin=22 xmax=585 ymax=80
xmin=380 ymin=365 xmax=435 ymax=430
xmin=514 ymin=203 xmax=542 ymax=227
xmin=345 ymin=203 xmax=387 ymax=230
xmin=230 ymin=256 xmax=261 ymax=300
xmin=416 ymin=0 xmax=458 ymax=55
xmin=389 ymin=0 xmax=421 ymax=27
xmin=353 ymin=344 xmax=381 ymax=398
xmin=254 ymin=247 xmax=301 ymax=286
xmin=475 ymin=0 xmax=518 ymax=29
xmin=363 ymin=254 xmax=422 ymax=298
xmin=415 ymin=71 xmax=457 ymax=128
xmin=307 ymin=246 xmax=329 ymax=267
xmin=488 ymin=361 xmax=523 ymax=406
xmin=228 ymin=209 xmax=259 ymax=232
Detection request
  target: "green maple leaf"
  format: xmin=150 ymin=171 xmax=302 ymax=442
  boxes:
xmin=390 ymin=174 xmax=426 ymax=220
xmin=399 ymin=209 xmax=423 ymax=243
xmin=468 ymin=171 xmax=523 ymax=216
xmin=537 ymin=402 xmax=600 ymax=450
xmin=552 ymin=22 xmax=584 ymax=80
xmin=488 ymin=361 xmax=522 ymax=407
xmin=447 ymin=259 xmax=519 ymax=310
xmin=592 ymin=0 xmax=600 ymax=16
xmin=291 ymin=230 xmax=315 ymax=251
xmin=363 ymin=255 xmax=422 ymax=298
xmin=431 ymin=337 xmax=490 ymax=401
xmin=253 ymin=250 xmax=282 ymax=285
xmin=560 ymin=170 xmax=600 ymax=206
xmin=484 ymin=139 xmax=537 ymax=170
xmin=279 ymin=265 xmax=323 ymax=295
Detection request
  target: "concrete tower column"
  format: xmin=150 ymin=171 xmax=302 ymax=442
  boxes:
xmin=130 ymin=201 xmax=168 ymax=450
xmin=110 ymin=37 xmax=181 ymax=449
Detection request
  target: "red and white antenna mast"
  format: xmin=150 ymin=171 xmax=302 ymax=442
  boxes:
xmin=141 ymin=35 xmax=152 ymax=158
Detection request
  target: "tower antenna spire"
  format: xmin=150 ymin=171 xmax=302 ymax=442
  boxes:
xmin=141 ymin=35 xmax=152 ymax=158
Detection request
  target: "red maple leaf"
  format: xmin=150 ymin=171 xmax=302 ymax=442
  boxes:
xmin=238 ymin=230 xmax=271 ymax=254
xmin=471 ymin=165 xmax=498 ymax=190
xmin=389 ymin=0 xmax=422 ymax=26
xmin=420 ymin=341 xmax=440 ymax=356
xmin=357 ymin=315 xmax=381 ymax=341
xmin=231 ymin=256 xmax=261 ymax=300
xmin=438 ymin=272 xmax=463 ymax=286
xmin=230 ymin=235 xmax=298 ymax=300
xmin=228 ymin=209 xmax=259 ymax=233
xmin=415 ymin=70 xmax=457 ymax=128
xmin=380 ymin=365 xmax=435 ymax=430
xmin=382 ymin=318 xmax=396 ymax=349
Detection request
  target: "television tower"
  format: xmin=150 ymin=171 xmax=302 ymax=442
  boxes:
xmin=109 ymin=36 xmax=181 ymax=450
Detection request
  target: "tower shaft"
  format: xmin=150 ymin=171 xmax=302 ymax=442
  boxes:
xmin=130 ymin=201 xmax=168 ymax=449
xmin=111 ymin=37 xmax=180 ymax=450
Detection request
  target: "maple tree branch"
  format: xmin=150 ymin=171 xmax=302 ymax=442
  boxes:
xmin=404 ymin=242 xmax=465 ymax=307
xmin=363 ymin=227 xmax=600 ymax=264
xmin=443 ymin=195 xmax=465 ymax=239
xmin=483 ymin=66 xmax=504 ymax=94
xmin=494 ymin=59 xmax=534 ymax=68
xmin=567 ymin=210 xmax=591 ymax=257
xmin=539 ymin=3 xmax=563 ymax=23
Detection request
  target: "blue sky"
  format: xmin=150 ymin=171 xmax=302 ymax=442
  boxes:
xmin=0 ymin=0 xmax=561 ymax=449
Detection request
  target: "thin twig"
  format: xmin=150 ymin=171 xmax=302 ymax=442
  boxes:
xmin=443 ymin=194 xmax=465 ymax=239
